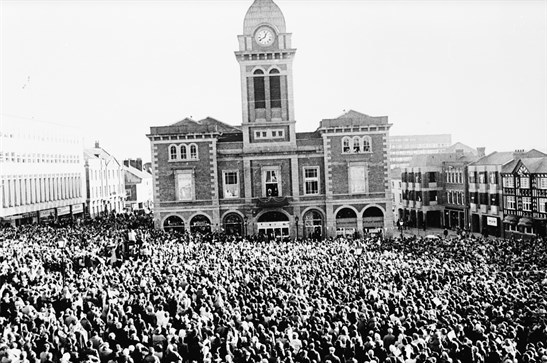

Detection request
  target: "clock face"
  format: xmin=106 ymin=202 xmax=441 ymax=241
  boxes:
xmin=255 ymin=27 xmax=274 ymax=46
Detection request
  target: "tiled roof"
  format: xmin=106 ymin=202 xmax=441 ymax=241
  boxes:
xmin=319 ymin=109 xmax=389 ymax=129
xmin=471 ymin=151 xmax=514 ymax=166
xmin=502 ymin=157 xmax=547 ymax=173
xmin=123 ymin=165 xmax=152 ymax=180
xmin=151 ymin=117 xmax=241 ymax=135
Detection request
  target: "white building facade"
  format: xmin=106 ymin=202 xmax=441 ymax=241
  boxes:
xmin=84 ymin=142 xmax=126 ymax=217
xmin=0 ymin=116 xmax=86 ymax=225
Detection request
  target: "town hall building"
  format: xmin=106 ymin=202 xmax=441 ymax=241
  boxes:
xmin=147 ymin=0 xmax=393 ymax=239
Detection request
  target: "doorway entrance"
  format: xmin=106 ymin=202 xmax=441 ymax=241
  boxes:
xmin=257 ymin=211 xmax=290 ymax=241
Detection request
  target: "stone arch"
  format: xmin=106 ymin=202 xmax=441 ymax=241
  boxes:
xmin=189 ymin=213 xmax=212 ymax=234
xmin=302 ymin=208 xmax=324 ymax=240
xmin=162 ymin=214 xmax=185 ymax=232
xmin=335 ymin=206 xmax=359 ymax=237
xmin=222 ymin=212 xmax=244 ymax=236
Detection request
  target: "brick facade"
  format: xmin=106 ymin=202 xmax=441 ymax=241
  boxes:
xmin=147 ymin=0 xmax=393 ymax=239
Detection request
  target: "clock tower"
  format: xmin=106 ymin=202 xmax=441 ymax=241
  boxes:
xmin=235 ymin=0 xmax=297 ymax=152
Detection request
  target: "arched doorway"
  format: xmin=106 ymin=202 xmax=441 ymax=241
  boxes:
xmin=257 ymin=211 xmax=290 ymax=241
xmin=362 ymin=206 xmax=384 ymax=235
xmin=190 ymin=214 xmax=211 ymax=234
xmin=163 ymin=215 xmax=185 ymax=232
xmin=303 ymin=209 xmax=323 ymax=240
xmin=336 ymin=208 xmax=357 ymax=237
xmin=223 ymin=213 xmax=243 ymax=236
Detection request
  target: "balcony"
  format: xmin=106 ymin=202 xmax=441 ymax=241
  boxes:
xmin=490 ymin=206 xmax=499 ymax=215
xmin=254 ymin=196 xmax=290 ymax=207
xmin=408 ymin=182 xmax=414 ymax=190
xmin=430 ymin=201 xmax=438 ymax=206
xmin=414 ymin=183 xmax=421 ymax=191
xmin=489 ymin=184 xmax=498 ymax=193
xmin=480 ymin=205 xmax=487 ymax=213
xmin=468 ymin=183 xmax=477 ymax=191
xmin=401 ymin=182 xmax=408 ymax=190
xmin=470 ymin=203 xmax=477 ymax=212
xmin=408 ymin=200 xmax=415 ymax=208
xmin=401 ymin=199 xmax=408 ymax=207
xmin=428 ymin=182 xmax=437 ymax=189
xmin=415 ymin=201 xmax=422 ymax=208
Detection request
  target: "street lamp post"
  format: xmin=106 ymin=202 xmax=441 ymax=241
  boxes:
xmin=295 ymin=216 xmax=299 ymax=240
xmin=244 ymin=216 xmax=248 ymax=239
xmin=354 ymin=245 xmax=364 ymax=295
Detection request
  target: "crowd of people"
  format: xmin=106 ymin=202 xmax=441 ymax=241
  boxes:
xmin=1 ymin=214 xmax=546 ymax=363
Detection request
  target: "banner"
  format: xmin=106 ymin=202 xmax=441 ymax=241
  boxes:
xmin=486 ymin=216 xmax=497 ymax=227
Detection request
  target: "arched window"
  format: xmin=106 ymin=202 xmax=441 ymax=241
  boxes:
xmin=253 ymin=69 xmax=265 ymax=109
xmin=169 ymin=145 xmax=178 ymax=160
xmin=180 ymin=145 xmax=187 ymax=160
xmin=190 ymin=144 xmax=198 ymax=159
xmin=353 ymin=136 xmax=361 ymax=153
xmin=342 ymin=137 xmax=351 ymax=153
xmin=269 ymin=68 xmax=281 ymax=108
xmin=363 ymin=136 xmax=372 ymax=152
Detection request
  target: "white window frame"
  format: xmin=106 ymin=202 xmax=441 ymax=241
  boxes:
xmin=348 ymin=163 xmax=369 ymax=194
xmin=538 ymin=177 xmax=547 ymax=189
xmin=520 ymin=176 xmax=529 ymax=189
xmin=362 ymin=136 xmax=372 ymax=152
xmin=539 ymin=198 xmax=547 ymax=213
xmin=262 ymin=166 xmax=281 ymax=197
xmin=180 ymin=145 xmax=188 ymax=160
xmin=503 ymin=176 xmax=514 ymax=188
xmin=222 ymin=170 xmax=239 ymax=199
xmin=522 ymin=196 xmax=532 ymax=211
xmin=505 ymin=195 xmax=516 ymax=210
xmin=175 ymin=169 xmax=195 ymax=201
xmin=303 ymin=166 xmax=320 ymax=195
xmin=169 ymin=144 xmax=178 ymax=161
xmin=189 ymin=143 xmax=198 ymax=160
xmin=342 ymin=137 xmax=351 ymax=153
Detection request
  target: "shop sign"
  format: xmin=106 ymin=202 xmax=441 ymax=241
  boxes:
xmin=487 ymin=217 xmax=498 ymax=226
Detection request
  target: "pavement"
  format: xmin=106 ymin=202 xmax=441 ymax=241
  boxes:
xmin=396 ymin=226 xmax=474 ymax=239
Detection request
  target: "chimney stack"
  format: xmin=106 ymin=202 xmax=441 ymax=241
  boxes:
xmin=94 ymin=141 xmax=100 ymax=148
xmin=455 ymin=148 xmax=464 ymax=159
xmin=477 ymin=147 xmax=486 ymax=157
xmin=513 ymin=149 xmax=525 ymax=159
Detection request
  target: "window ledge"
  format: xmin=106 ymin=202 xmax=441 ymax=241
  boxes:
xmin=168 ymin=158 xmax=199 ymax=162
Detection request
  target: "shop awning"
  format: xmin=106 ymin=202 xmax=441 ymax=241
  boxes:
xmin=517 ymin=217 xmax=533 ymax=227
xmin=503 ymin=215 xmax=519 ymax=225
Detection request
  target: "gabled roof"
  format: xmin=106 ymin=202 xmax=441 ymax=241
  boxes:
xmin=471 ymin=151 xmax=515 ymax=166
xmin=123 ymin=165 xmax=152 ymax=180
xmin=408 ymin=151 xmax=478 ymax=167
xmin=84 ymin=146 xmax=120 ymax=165
xmin=502 ymin=157 xmax=547 ymax=174
xmin=443 ymin=142 xmax=477 ymax=155
xmin=472 ymin=149 xmax=547 ymax=166
xmin=318 ymin=109 xmax=389 ymax=129
xmin=150 ymin=116 xmax=241 ymax=135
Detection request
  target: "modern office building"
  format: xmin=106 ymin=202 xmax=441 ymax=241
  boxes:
xmin=0 ymin=116 xmax=86 ymax=225
xmin=147 ymin=0 xmax=393 ymax=239
xmin=389 ymin=134 xmax=452 ymax=170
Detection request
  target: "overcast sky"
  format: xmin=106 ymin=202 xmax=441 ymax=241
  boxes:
xmin=2 ymin=0 xmax=546 ymax=162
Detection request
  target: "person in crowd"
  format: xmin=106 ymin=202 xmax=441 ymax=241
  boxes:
xmin=0 ymin=212 xmax=546 ymax=363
